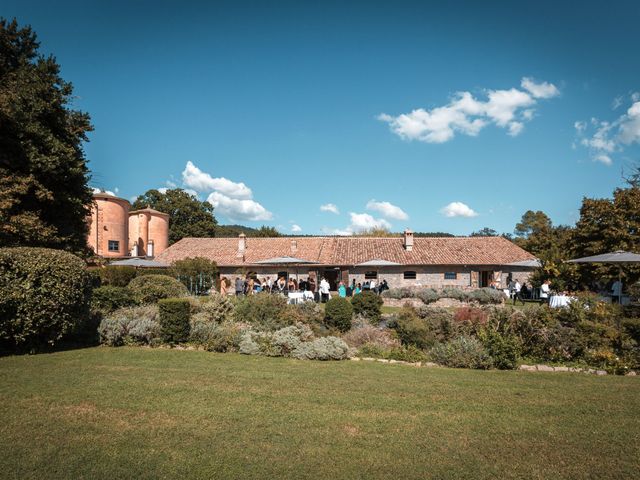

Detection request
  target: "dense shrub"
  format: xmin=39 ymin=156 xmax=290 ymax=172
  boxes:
xmin=239 ymin=324 xmax=314 ymax=357
xmin=233 ymin=293 xmax=291 ymax=331
xmin=429 ymin=336 xmax=493 ymax=369
xmin=383 ymin=287 xmax=503 ymax=305
xmin=440 ymin=287 xmax=468 ymax=302
xmin=417 ymin=307 xmax=457 ymax=342
xmin=128 ymin=275 xmax=188 ymax=304
xmin=324 ymin=297 xmax=354 ymax=332
xmin=479 ymin=329 xmax=520 ymax=369
xmin=280 ymin=302 xmax=325 ymax=327
xmin=453 ymin=307 xmax=489 ymax=335
xmin=342 ymin=324 xmax=400 ymax=349
xmin=390 ymin=306 xmax=436 ymax=349
xmin=416 ymin=288 xmax=439 ymax=304
xmin=351 ymin=291 xmax=384 ymax=324
xmin=0 ymin=247 xmax=92 ymax=349
xmin=192 ymin=292 xmax=234 ymax=323
xmin=190 ymin=321 xmax=244 ymax=352
xmin=91 ymin=285 xmax=136 ymax=313
xmin=158 ymin=298 xmax=191 ymax=344
xmin=468 ymin=288 xmax=505 ymax=304
xmin=358 ymin=343 xmax=428 ymax=363
xmin=98 ymin=305 xmax=160 ymax=346
xmin=98 ymin=266 xmax=137 ymax=287
xmin=291 ymin=336 xmax=351 ymax=360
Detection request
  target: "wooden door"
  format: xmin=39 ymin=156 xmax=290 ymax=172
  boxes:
xmin=470 ymin=270 xmax=479 ymax=288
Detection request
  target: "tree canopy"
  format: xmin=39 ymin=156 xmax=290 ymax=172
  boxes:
xmin=0 ymin=18 xmax=93 ymax=252
xmin=132 ymin=188 xmax=217 ymax=244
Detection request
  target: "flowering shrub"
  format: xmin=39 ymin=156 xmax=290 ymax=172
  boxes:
xmin=382 ymin=287 xmax=502 ymax=306
xmin=190 ymin=321 xmax=244 ymax=352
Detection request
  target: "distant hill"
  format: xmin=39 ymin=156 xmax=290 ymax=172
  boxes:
xmin=215 ymin=225 xmax=263 ymax=237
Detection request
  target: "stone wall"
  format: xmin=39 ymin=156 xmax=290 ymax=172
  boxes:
xmin=218 ymin=265 xmax=534 ymax=291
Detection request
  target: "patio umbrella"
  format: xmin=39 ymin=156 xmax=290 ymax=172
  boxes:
xmin=567 ymin=250 xmax=640 ymax=303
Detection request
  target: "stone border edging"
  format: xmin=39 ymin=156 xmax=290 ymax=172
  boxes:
xmin=350 ymin=357 xmax=639 ymax=376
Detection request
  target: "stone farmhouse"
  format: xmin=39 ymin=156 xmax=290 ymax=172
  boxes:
xmin=156 ymin=230 xmax=538 ymax=290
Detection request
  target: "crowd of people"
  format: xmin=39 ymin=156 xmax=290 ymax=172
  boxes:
xmin=216 ymin=275 xmax=389 ymax=303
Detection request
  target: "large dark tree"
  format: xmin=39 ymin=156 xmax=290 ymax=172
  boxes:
xmin=132 ymin=188 xmax=217 ymax=244
xmin=0 ymin=18 xmax=93 ymax=252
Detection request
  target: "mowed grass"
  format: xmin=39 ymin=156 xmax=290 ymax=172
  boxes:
xmin=0 ymin=348 xmax=639 ymax=480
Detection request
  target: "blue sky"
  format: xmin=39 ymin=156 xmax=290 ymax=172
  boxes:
xmin=5 ymin=0 xmax=640 ymax=235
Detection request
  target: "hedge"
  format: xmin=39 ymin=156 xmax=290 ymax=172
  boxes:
xmin=128 ymin=275 xmax=188 ymax=304
xmin=324 ymin=297 xmax=353 ymax=332
xmin=158 ymin=298 xmax=191 ymax=344
xmin=0 ymin=247 xmax=91 ymax=350
xmin=97 ymin=266 xmax=137 ymax=287
xmin=351 ymin=291 xmax=384 ymax=324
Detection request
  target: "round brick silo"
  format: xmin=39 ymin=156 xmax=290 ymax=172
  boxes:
xmin=128 ymin=207 xmax=170 ymax=257
xmin=87 ymin=192 xmax=130 ymax=257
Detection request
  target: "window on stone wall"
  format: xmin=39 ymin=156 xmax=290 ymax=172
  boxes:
xmin=444 ymin=272 xmax=457 ymax=280
xmin=108 ymin=240 xmax=119 ymax=252
xmin=403 ymin=271 xmax=417 ymax=280
xmin=364 ymin=271 xmax=378 ymax=280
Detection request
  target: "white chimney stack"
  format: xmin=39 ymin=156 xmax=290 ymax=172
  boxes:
xmin=237 ymin=233 xmax=246 ymax=258
xmin=403 ymin=229 xmax=414 ymax=251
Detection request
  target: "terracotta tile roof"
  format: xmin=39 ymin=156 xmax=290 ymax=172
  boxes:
xmin=156 ymin=236 xmax=535 ymax=267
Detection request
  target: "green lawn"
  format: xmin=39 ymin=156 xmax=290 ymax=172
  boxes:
xmin=1 ymin=348 xmax=639 ymax=479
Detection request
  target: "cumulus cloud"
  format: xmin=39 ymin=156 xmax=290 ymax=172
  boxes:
xmin=182 ymin=161 xmax=252 ymax=199
xmin=366 ymin=199 xmax=408 ymax=220
xmin=322 ymin=212 xmax=392 ymax=236
xmin=520 ymin=77 xmax=560 ymax=99
xmin=378 ymin=77 xmax=559 ymax=143
xmin=440 ymin=202 xmax=478 ymax=218
xmin=575 ymin=96 xmax=640 ymax=166
xmin=92 ymin=187 xmax=116 ymax=196
xmin=291 ymin=224 xmax=302 ymax=233
xmin=207 ymin=191 xmax=273 ymax=222
xmin=175 ymin=161 xmax=273 ymax=221
xmin=320 ymin=203 xmax=340 ymax=214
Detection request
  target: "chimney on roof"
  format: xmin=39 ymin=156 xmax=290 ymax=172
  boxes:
xmin=237 ymin=233 xmax=246 ymax=258
xmin=403 ymin=229 xmax=414 ymax=251
xmin=291 ymin=239 xmax=298 ymax=255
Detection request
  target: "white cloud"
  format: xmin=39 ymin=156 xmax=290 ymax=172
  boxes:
xmin=594 ymin=154 xmax=613 ymax=166
xmin=182 ymin=161 xmax=252 ymax=199
xmin=206 ymin=191 xmax=273 ymax=222
xmin=508 ymin=121 xmax=524 ymax=136
xmin=92 ymin=187 xmax=116 ymax=196
xmin=440 ymin=202 xmax=478 ymax=218
xmin=349 ymin=212 xmax=391 ymax=231
xmin=632 ymin=92 xmax=640 ymax=102
xmin=612 ymin=95 xmax=624 ymax=110
xmin=366 ymin=199 xmax=408 ymax=220
xmin=291 ymin=224 xmax=302 ymax=232
xmin=520 ymin=77 xmax=560 ymax=99
xmin=158 ymin=187 xmax=168 ymax=194
xmin=574 ymin=97 xmax=640 ymax=166
xmin=320 ymin=203 xmax=340 ymax=214
xmin=322 ymin=212 xmax=392 ymax=236
xmin=378 ymin=77 xmax=558 ymax=143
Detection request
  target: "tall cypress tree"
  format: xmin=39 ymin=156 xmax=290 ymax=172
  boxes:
xmin=0 ymin=18 xmax=93 ymax=252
